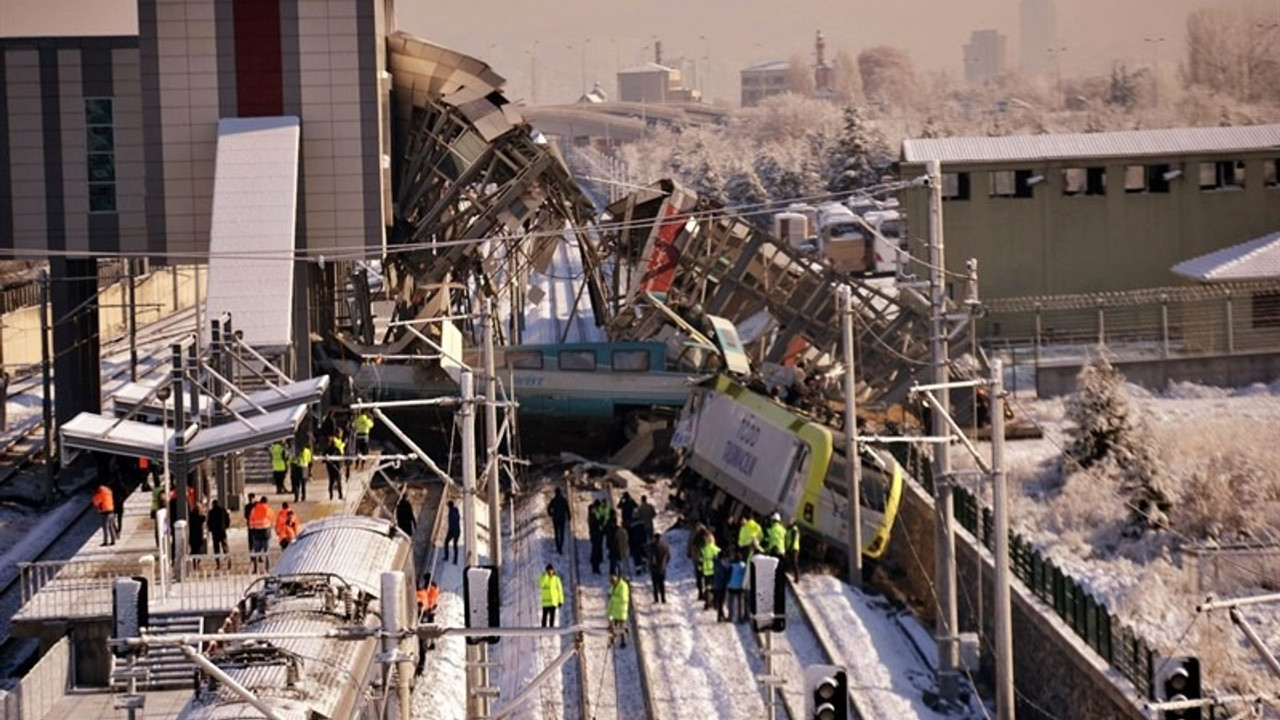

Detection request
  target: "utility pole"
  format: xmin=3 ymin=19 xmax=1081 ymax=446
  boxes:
xmin=991 ymin=360 xmax=1014 ymax=719
xmin=39 ymin=270 xmax=55 ymax=500
xmin=460 ymin=371 xmax=493 ymax=720
xmin=839 ymin=285 xmax=862 ymax=587
xmin=927 ymin=158 xmax=961 ymax=704
xmin=128 ymin=260 xmax=138 ymax=382
xmin=483 ymin=299 xmax=502 ymax=571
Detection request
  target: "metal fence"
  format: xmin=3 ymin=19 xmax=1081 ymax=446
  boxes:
xmin=980 ymin=280 xmax=1280 ymax=364
xmin=1185 ymin=543 xmax=1280 ymax=597
xmin=902 ymin=453 xmax=1159 ymax=701
xmin=17 ymin=551 xmax=282 ymax=621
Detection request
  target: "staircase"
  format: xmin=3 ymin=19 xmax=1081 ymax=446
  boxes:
xmin=231 ymin=353 xmax=291 ymax=494
xmin=131 ymin=614 xmax=204 ymax=690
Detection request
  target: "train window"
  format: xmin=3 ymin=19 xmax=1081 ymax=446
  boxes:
xmin=506 ymin=351 xmax=543 ymax=370
xmin=611 ymin=349 xmax=651 ymax=372
xmin=558 ymin=350 xmax=597 ymax=371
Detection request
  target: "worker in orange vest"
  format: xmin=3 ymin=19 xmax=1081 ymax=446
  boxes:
xmin=92 ymin=484 xmax=117 ymax=546
xmin=248 ymin=498 xmax=276 ymax=572
xmin=275 ymin=502 xmax=301 ymax=550
xmin=415 ymin=573 xmax=441 ymax=674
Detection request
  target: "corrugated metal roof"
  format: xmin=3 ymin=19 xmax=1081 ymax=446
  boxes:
xmin=1171 ymin=231 xmax=1280 ymax=282
xmin=902 ymin=124 xmax=1280 ymax=164
xmin=204 ymin=117 xmax=300 ymax=348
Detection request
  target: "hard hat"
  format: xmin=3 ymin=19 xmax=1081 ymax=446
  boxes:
xmin=770 ymin=512 xmax=781 ymax=522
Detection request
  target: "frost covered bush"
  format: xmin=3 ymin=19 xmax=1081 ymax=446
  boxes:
xmin=1170 ymin=454 xmax=1279 ymax=543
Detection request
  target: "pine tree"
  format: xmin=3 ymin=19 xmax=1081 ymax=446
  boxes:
xmin=1063 ymin=351 xmax=1132 ymax=469
xmin=1063 ymin=350 xmax=1172 ymax=536
xmin=827 ymin=104 xmax=888 ymax=193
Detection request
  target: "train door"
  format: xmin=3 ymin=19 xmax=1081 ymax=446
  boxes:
xmin=780 ymin=445 xmax=810 ymax=520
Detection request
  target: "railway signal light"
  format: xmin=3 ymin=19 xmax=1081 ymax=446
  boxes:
xmin=463 ymin=565 xmax=500 ymax=645
xmin=111 ymin=576 xmax=149 ymax=658
xmin=749 ymin=554 xmax=785 ymax=632
xmin=804 ymin=664 xmax=848 ymax=720
xmin=1154 ymin=656 xmax=1202 ymax=720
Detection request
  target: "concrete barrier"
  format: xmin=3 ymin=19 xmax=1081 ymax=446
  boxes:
xmin=0 ymin=635 xmax=69 ymax=720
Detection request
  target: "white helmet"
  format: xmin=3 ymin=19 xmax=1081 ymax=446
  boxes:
xmin=770 ymin=512 xmax=781 ymax=522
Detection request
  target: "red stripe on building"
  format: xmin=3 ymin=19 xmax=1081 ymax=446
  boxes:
xmin=233 ymin=0 xmax=284 ymax=117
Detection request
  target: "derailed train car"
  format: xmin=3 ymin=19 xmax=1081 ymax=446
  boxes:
xmin=178 ymin=516 xmax=416 ymax=720
xmin=678 ymin=375 xmax=904 ymax=559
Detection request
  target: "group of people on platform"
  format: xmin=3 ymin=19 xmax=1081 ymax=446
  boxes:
xmin=264 ymin=409 xmax=374 ymax=504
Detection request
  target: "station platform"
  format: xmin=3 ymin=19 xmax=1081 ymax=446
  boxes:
xmin=9 ymin=456 xmax=382 ymax=699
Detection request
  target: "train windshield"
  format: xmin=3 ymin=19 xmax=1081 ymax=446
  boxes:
xmin=824 ymin=453 xmax=891 ymax=512
xmin=825 ymin=222 xmax=864 ymax=241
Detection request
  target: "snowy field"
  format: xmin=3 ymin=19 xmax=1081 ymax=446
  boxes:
xmin=954 ymin=377 xmax=1280 ymax=709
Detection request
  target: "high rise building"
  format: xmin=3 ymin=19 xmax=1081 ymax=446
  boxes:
xmin=1019 ymin=0 xmax=1057 ymax=74
xmin=963 ymin=30 xmax=1008 ymax=84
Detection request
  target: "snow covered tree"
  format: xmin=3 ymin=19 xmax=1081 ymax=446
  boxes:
xmin=1062 ymin=351 xmax=1133 ymax=469
xmin=1062 ymin=351 xmax=1171 ymax=536
xmin=857 ymin=45 xmax=920 ymax=111
xmin=827 ymin=103 xmax=889 ymax=192
xmin=723 ymin=164 xmax=769 ymax=213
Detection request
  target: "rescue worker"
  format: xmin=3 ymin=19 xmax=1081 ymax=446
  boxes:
xmin=609 ymin=518 xmax=630 ymax=578
xmin=547 ymin=487 xmax=570 ymax=555
xmin=275 ymin=501 xmax=300 ymax=550
xmin=785 ymin=519 xmax=802 ymax=582
xmin=689 ymin=523 xmax=713 ymax=601
xmin=325 ymin=430 xmax=346 ymax=500
xmin=539 ymin=564 xmax=564 ymax=628
xmin=353 ymin=410 xmax=375 ymax=461
xmin=93 ymin=483 xmax=117 ymax=546
xmin=764 ymin=512 xmax=787 ymax=556
xmin=416 ymin=574 xmax=440 ymax=673
xmin=444 ymin=500 xmax=461 ymax=564
xmin=589 ymin=498 xmax=611 ymax=574
xmin=699 ymin=533 xmax=720 ymax=610
xmin=108 ymin=473 xmax=126 ymax=532
xmin=607 ymin=573 xmax=630 ymax=648
xmin=248 ymin=497 xmax=276 ymax=572
xmin=268 ymin=440 xmax=289 ymax=495
xmin=737 ymin=513 xmax=763 ymax=560
xmin=726 ymin=550 xmax=748 ymax=623
xmin=208 ymin=498 xmax=231 ymax=567
xmin=291 ymin=440 xmax=312 ymax=503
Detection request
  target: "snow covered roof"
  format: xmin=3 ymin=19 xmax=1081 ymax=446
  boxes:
xmin=1171 ymin=231 xmax=1280 ymax=282
xmin=742 ymin=60 xmax=790 ymax=72
xmin=618 ymin=62 xmax=674 ymax=75
xmin=901 ymin=124 xmax=1280 ymax=164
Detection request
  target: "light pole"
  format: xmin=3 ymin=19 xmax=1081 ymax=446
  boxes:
xmin=526 ymin=41 xmax=538 ymax=105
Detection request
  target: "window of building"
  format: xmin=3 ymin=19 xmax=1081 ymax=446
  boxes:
xmin=942 ymin=172 xmax=970 ymax=201
xmin=611 ymin=349 xmax=651 ymax=372
xmin=1200 ymin=160 xmax=1245 ymax=191
xmin=988 ymin=170 xmax=1033 ymax=198
xmin=558 ymin=350 xmax=597 ymax=371
xmin=506 ymin=350 xmax=543 ymax=370
xmin=1124 ymin=165 xmax=1147 ymax=193
xmin=1252 ymin=291 xmax=1280 ymax=329
xmin=1265 ymin=159 xmax=1279 ymax=188
xmin=1146 ymin=164 xmax=1174 ymax=194
xmin=85 ymin=98 xmax=116 ymax=213
xmin=1062 ymin=167 xmax=1105 ymax=196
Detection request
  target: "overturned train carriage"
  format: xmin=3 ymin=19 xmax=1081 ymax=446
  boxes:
xmin=178 ymin=516 xmax=415 ymax=720
xmin=680 ymin=375 xmax=904 ymax=559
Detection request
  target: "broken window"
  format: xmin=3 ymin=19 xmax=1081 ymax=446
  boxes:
xmin=942 ymin=172 xmax=970 ymax=201
xmin=558 ymin=350 xmax=597 ymax=371
xmin=1086 ymin=167 xmax=1106 ymax=195
xmin=1200 ymin=160 xmax=1245 ymax=191
xmin=1252 ymin=291 xmax=1280 ymax=329
xmin=1064 ymin=167 xmax=1106 ymax=196
xmin=611 ymin=349 xmax=651 ymax=372
xmin=1265 ymin=159 xmax=1279 ymax=188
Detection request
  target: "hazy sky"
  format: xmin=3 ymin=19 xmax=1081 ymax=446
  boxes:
xmin=4 ymin=0 xmax=1271 ymax=105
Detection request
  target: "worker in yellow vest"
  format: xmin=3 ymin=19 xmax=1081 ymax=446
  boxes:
xmin=268 ymin=441 xmax=289 ymax=494
xmin=353 ymin=411 xmax=374 ymax=462
xmin=325 ymin=430 xmax=346 ymax=500
xmin=291 ymin=440 xmax=312 ymax=503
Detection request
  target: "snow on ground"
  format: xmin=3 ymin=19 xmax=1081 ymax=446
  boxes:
xmin=955 ymin=379 xmax=1280 ymax=705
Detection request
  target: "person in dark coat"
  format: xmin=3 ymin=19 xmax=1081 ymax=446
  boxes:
xmin=628 ymin=516 xmax=647 ymax=575
xmin=444 ymin=500 xmax=461 ymax=564
xmin=107 ymin=473 xmax=127 ymax=533
xmin=396 ymin=496 xmax=416 ymax=538
xmin=608 ymin=519 xmax=629 ymax=577
xmin=712 ymin=550 xmax=732 ymax=621
xmin=208 ymin=499 xmax=231 ymax=567
xmin=587 ymin=499 xmax=605 ymax=574
xmin=188 ymin=502 xmax=208 ymax=569
xmin=649 ymin=532 xmax=671 ymax=603
xmin=617 ymin=492 xmax=637 ymax=529
xmin=548 ymin=487 xmax=570 ymax=554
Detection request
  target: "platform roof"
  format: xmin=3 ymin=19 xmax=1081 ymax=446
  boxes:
xmin=61 ymin=405 xmax=306 ymax=464
xmin=203 ymin=117 xmax=300 ymax=349
xmin=109 ymin=376 xmax=329 ymax=422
